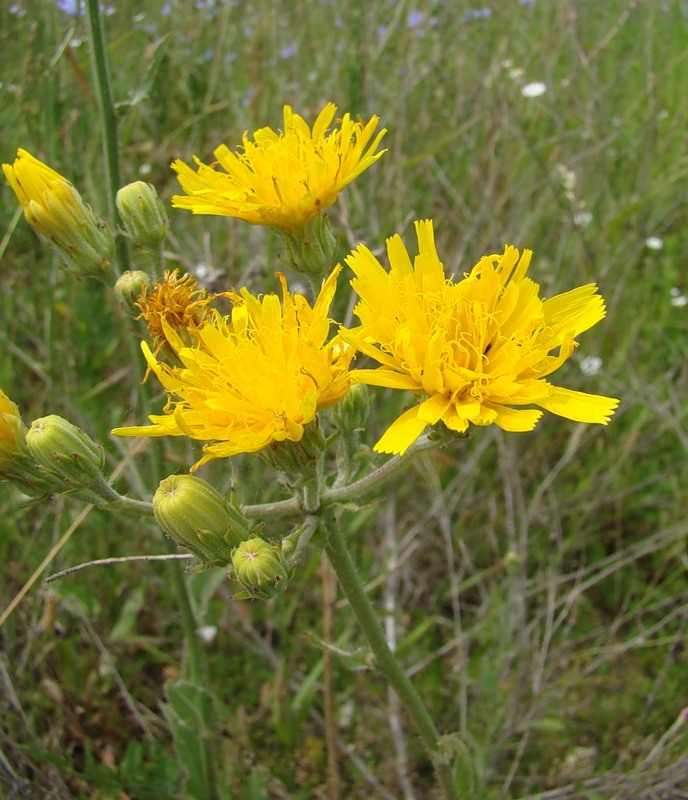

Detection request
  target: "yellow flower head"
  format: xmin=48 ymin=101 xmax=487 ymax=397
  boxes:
xmin=2 ymin=149 xmax=113 ymax=276
xmin=136 ymin=269 xmax=215 ymax=357
xmin=0 ymin=389 xmax=27 ymax=468
xmin=341 ymin=220 xmax=619 ymax=455
xmin=171 ymin=103 xmax=387 ymax=231
xmin=112 ymin=267 xmax=353 ymax=470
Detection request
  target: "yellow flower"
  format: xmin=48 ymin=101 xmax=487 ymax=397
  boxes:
xmin=0 ymin=389 xmax=27 ymax=469
xmin=341 ymin=220 xmax=619 ymax=455
xmin=171 ymin=103 xmax=387 ymax=231
xmin=3 ymin=149 xmax=114 ymax=276
xmin=112 ymin=267 xmax=353 ymax=469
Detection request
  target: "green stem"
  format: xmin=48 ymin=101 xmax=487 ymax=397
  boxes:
xmin=243 ymin=496 xmax=300 ymax=519
xmin=166 ymin=559 xmax=203 ymax=683
xmin=109 ymin=434 xmax=441 ymax=522
xmin=85 ymin=0 xmax=129 ymax=273
xmin=323 ymin=433 xmax=438 ymax=505
xmin=324 ymin=520 xmax=460 ymax=800
xmin=105 ymin=492 xmax=155 ymax=517
xmin=149 ymin=242 xmax=165 ymax=282
xmin=243 ymin=435 xmax=440 ymax=520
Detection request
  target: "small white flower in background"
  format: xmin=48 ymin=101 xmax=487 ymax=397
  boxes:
xmin=192 ymin=262 xmax=223 ymax=284
xmin=138 ymin=163 xmax=152 ymax=177
xmin=573 ymin=211 xmax=593 ymax=227
xmin=670 ymin=288 xmax=688 ymax=308
xmin=579 ymin=356 xmax=603 ymax=377
xmin=521 ymin=81 xmax=547 ymax=98
xmin=645 ymin=236 xmax=663 ymax=250
xmin=197 ymin=625 xmax=218 ymax=644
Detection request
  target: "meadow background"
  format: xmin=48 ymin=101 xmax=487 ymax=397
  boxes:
xmin=1 ymin=0 xmax=687 ymax=798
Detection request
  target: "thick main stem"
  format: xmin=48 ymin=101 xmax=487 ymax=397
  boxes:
xmin=85 ymin=0 xmax=129 ymax=273
xmin=325 ymin=522 xmax=459 ymax=800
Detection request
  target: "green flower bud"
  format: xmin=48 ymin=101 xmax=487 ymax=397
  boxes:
xmin=114 ymin=269 xmax=150 ymax=312
xmin=116 ymin=181 xmax=169 ymax=251
xmin=331 ymin=383 xmax=372 ymax=434
xmin=153 ymin=475 xmax=252 ymax=564
xmin=263 ymin=419 xmax=327 ymax=478
xmin=26 ymin=415 xmax=105 ymax=489
xmin=0 ymin=392 xmax=70 ymax=497
xmin=277 ymin=213 xmax=338 ymax=281
xmin=230 ymin=538 xmax=289 ymax=600
xmin=330 ymin=383 xmax=373 ymax=481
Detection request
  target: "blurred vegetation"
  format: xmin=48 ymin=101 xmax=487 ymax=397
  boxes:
xmin=1 ymin=0 xmax=687 ymax=798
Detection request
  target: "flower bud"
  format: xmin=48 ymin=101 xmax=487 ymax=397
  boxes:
xmin=230 ymin=537 xmax=289 ymax=600
xmin=278 ymin=213 xmax=338 ymax=281
xmin=331 ymin=382 xmax=372 ymax=434
xmin=26 ymin=415 xmax=105 ymax=488
xmin=263 ymin=419 xmax=327 ymax=478
xmin=153 ymin=474 xmax=252 ymax=564
xmin=114 ymin=269 xmax=150 ymax=313
xmin=0 ymin=389 xmax=28 ymax=470
xmin=0 ymin=391 xmax=63 ymax=496
xmin=3 ymin=149 xmax=114 ymax=277
xmin=116 ymin=181 xmax=169 ymax=251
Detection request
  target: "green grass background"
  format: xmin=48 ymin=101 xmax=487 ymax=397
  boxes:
xmin=1 ymin=0 xmax=687 ymax=798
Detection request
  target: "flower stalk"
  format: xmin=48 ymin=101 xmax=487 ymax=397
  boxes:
xmin=324 ymin=517 xmax=460 ymax=800
xmin=85 ymin=0 xmax=129 ymax=273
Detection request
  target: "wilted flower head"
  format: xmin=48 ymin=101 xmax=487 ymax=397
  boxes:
xmin=171 ymin=103 xmax=387 ymax=232
xmin=341 ymin=220 xmax=619 ymax=455
xmin=113 ymin=267 xmax=353 ymax=469
xmin=2 ymin=149 xmax=113 ymax=276
xmin=135 ymin=269 xmax=216 ymax=360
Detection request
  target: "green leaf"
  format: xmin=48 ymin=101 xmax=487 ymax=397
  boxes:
xmin=110 ymin=584 xmax=146 ymax=641
xmin=161 ymin=679 xmax=221 ymax=800
xmin=117 ymin=34 xmax=170 ymax=112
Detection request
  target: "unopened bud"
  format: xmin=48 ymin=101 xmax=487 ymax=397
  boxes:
xmin=331 ymin=382 xmax=372 ymax=434
xmin=153 ymin=474 xmax=252 ymax=564
xmin=26 ymin=415 xmax=104 ymax=488
xmin=278 ymin=213 xmax=338 ymax=281
xmin=0 ymin=391 xmax=60 ymax=496
xmin=114 ymin=269 xmax=150 ymax=312
xmin=3 ymin=149 xmax=114 ymax=277
xmin=0 ymin=389 xmax=28 ymax=470
xmin=263 ymin=419 xmax=327 ymax=478
xmin=116 ymin=181 xmax=168 ymax=250
xmin=230 ymin=538 xmax=289 ymax=600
